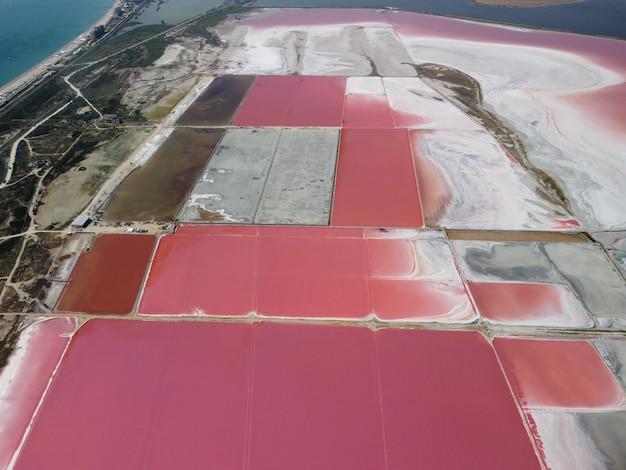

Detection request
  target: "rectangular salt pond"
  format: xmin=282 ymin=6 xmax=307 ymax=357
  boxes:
xmin=232 ymin=76 xmax=345 ymax=127
xmin=542 ymin=243 xmax=626 ymax=324
xmin=331 ymin=129 xmax=423 ymax=228
xmin=139 ymin=227 xmax=473 ymax=322
xmin=467 ymin=281 xmax=592 ymax=328
xmin=343 ymin=77 xmax=394 ymax=128
xmin=11 ymin=320 xmax=541 ymax=469
xmin=453 ymin=240 xmax=562 ymax=284
xmin=57 ymin=234 xmax=156 ymax=315
xmin=103 ymin=128 xmax=222 ymax=222
xmin=495 ymin=337 xmax=625 ymax=409
xmin=175 ymin=75 xmax=255 ymax=126
xmin=455 ymin=240 xmax=626 ymax=328
xmin=178 ymin=128 xmax=339 ymax=225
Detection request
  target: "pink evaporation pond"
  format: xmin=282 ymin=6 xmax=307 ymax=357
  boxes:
xmin=250 ymin=323 xmax=385 ymax=468
xmin=371 ymin=279 xmax=470 ymax=320
xmin=57 ymin=234 xmax=156 ymax=314
xmin=331 ymin=129 xmax=424 ymax=228
xmin=139 ymin=227 xmax=472 ymax=321
xmin=0 ymin=318 xmax=75 ymax=470
xmin=256 ymin=231 xmax=370 ymax=317
xmin=467 ymin=281 xmax=591 ymax=327
xmin=495 ymin=338 xmax=625 ymax=409
xmin=378 ymin=329 xmax=541 ymax=469
xmin=139 ymin=232 xmax=258 ymax=316
xmin=12 ymin=320 xmax=255 ymax=470
xmin=12 ymin=321 xmax=541 ymax=469
xmin=232 ymin=76 xmax=345 ymax=127
xmin=343 ymin=94 xmax=395 ymax=128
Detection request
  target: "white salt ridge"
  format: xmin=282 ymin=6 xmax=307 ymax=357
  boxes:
xmin=346 ymin=76 xmax=385 ymax=95
xmin=401 ymin=36 xmax=626 ymax=231
xmin=370 ymin=237 xmax=477 ymax=324
xmin=225 ymin=22 xmax=403 ymax=76
xmin=302 ymin=26 xmax=371 ymax=76
xmin=384 ymin=77 xmax=482 ymax=130
xmin=414 ymin=130 xmax=572 ymax=230
xmin=408 ymin=239 xmax=463 ymax=281
xmin=226 ymin=27 xmax=290 ymax=74
xmin=0 ymin=318 xmax=77 ymax=470
xmin=528 ymin=411 xmax=610 ymax=470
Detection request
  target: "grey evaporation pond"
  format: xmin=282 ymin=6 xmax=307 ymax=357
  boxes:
xmin=179 ymin=128 xmax=339 ymax=225
xmin=251 ymin=0 xmax=626 ymax=40
xmin=541 ymin=242 xmax=626 ymax=320
xmin=593 ymin=339 xmax=626 ymax=390
xmin=452 ymin=240 xmax=561 ymax=284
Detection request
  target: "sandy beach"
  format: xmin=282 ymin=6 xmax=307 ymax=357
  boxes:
xmin=0 ymin=0 xmax=121 ymax=100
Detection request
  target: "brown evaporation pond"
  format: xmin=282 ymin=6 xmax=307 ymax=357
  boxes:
xmin=447 ymin=230 xmax=589 ymax=243
xmin=103 ymin=128 xmax=223 ymax=221
xmin=176 ymin=76 xmax=256 ymax=126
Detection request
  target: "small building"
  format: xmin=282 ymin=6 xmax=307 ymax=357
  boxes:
xmin=71 ymin=215 xmax=92 ymax=229
xmin=102 ymin=114 xmax=122 ymax=125
xmin=92 ymin=25 xmax=106 ymax=40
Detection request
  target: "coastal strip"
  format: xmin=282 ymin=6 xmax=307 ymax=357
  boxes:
xmin=0 ymin=0 xmax=129 ymax=104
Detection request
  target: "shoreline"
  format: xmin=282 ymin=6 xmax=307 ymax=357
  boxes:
xmin=0 ymin=0 xmax=121 ymax=100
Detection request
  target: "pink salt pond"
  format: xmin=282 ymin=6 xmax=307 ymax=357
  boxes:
xmin=11 ymin=320 xmax=541 ymax=469
xmin=331 ymin=129 xmax=424 ymax=228
xmin=343 ymin=93 xmax=395 ymax=128
xmin=0 ymin=318 xmax=76 ymax=470
xmin=139 ymin=226 xmax=474 ymax=322
xmin=232 ymin=75 xmax=345 ymax=127
xmin=495 ymin=337 xmax=626 ymax=410
xmin=468 ymin=281 xmax=593 ymax=328
xmin=57 ymin=234 xmax=156 ymax=315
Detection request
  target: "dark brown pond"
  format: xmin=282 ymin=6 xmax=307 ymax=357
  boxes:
xmin=103 ymin=128 xmax=223 ymax=221
xmin=176 ymin=76 xmax=256 ymax=126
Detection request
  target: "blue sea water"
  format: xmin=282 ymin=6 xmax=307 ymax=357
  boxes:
xmin=1 ymin=0 xmax=624 ymax=90
xmin=0 ymin=0 xmax=116 ymax=89
xmin=0 ymin=0 xmax=228 ymax=89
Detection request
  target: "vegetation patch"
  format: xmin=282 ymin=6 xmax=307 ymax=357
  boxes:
xmin=0 ymin=176 xmax=36 ymax=236
xmin=0 ymin=314 xmax=22 ymax=372
xmin=12 ymin=234 xmax=62 ymax=284
xmin=184 ymin=5 xmax=252 ymax=39
xmin=0 ymin=77 xmax=73 ymax=122
xmin=0 ymin=237 xmax=22 ymax=277
xmin=78 ymin=24 xmax=172 ymax=63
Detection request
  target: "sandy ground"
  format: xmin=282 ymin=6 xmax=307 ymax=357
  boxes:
xmin=35 ymin=128 xmax=150 ymax=229
xmin=122 ymin=32 xmax=247 ymax=117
